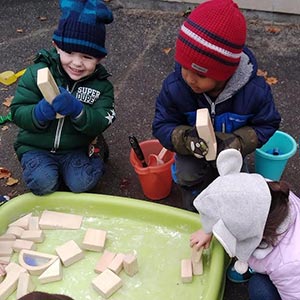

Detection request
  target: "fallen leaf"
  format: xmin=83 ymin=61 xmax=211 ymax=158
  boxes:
xmin=6 ymin=177 xmax=19 ymax=186
xmin=0 ymin=88 xmax=9 ymax=91
xmin=3 ymin=96 xmax=13 ymax=107
xmin=265 ymin=26 xmax=281 ymax=34
xmin=163 ymin=47 xmax=172 ymax=55
xmin=0 ymin=168 xmax=11 ymax=179
xmin=120 ymin=178 xmax=130 ymax=190
xmin=266 ymin=76 xmax=278 ymax=85
xmin=257 ymin=69 xmax=268 ymax=78
xmin=181 ymin=8 xmax=192 ymax=17
xmin=1 ymin=126 xmax=9 ymax=131
xmin=16 ymin=28 xmax=24 ymax=33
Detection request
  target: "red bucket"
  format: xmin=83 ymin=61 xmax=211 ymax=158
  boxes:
xmin=130 ymin=139 xmax=175 ymax=200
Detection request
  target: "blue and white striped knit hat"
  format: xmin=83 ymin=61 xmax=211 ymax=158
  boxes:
xmin=53 ymin=0 xmax=113 ymax=58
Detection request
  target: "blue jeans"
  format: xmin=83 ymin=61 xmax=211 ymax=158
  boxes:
xmin=21 ymin=150 xmax=105 ymax=195
xmin=248 ymin=274 xmax=281 ymax=300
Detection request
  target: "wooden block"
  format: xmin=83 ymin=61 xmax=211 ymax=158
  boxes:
xmin=38 ymin=258 xmax=62 ymax=284
xmin=21 ymin=230 xmax=45 ymax=243
xmin=6 ymin=226 xmax=25 ymax=238
xmin=94 ymin=250 xmax=116 ymax=274
xmin=123 ymin=253 xmax=138 ymax=277
xmin=28 ymin=217 xmax=40 ymax=230
xmin=191 ymin=245 xmax=203 ymax=263
xmin=196 ymin=108 xmax=217 ymax=161
xmin=0 ymin=257 xmax=11 ymax=265
xmin=19 ymin=249 xmax=59 ymax=276
xmin=8 ymin=213 xmax=32 ymax=230
xmin=82 ymin=228 xmax=107 ymax=252
xmin=0 ymin=235 xmax=16 ymax=241
xmin=39 ymin=210 xmax=83 ymax=230
xmin=16 ymin=272 xmax=35 ymax=299
xmin=55 ymin=240 xmax=84 ymax=267
xmin=37 ymin=67 xmax=62 ymax=119
xmin=92 ymin=269 xmax=122 ymax=299
xmin=0 ymin=262 xmax=27 ymax=300
xmin=192 ymin=258 xmax=203 ymax=276
xmin=0 ymin=241 xmax=14 ymax=256
xmin=181 ymin=259 xmax=193 ymax=283
xmin=108 ymin=253 xmax=125 ymax=275
xmin=13 ymin=239 xmax=36 ymax=252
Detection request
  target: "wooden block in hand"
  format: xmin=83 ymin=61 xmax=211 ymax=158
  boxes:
xmin=191 ymin=245 xmax=203 ymax=263
xmin=94 ymin=250 xmax=116 ymax=274
xmin=196 ymin=108 xmax=217 ymax=161
xmin=16 ymin=272 xmax=35 ymax=299
xmin=92 ymin=268 xmax=122 ymax=299
xmin=37 ymin=67 xmax=62 ymax=118
xmin=181 ymin=259 xmax=193 ymax=283
xmin=39 ymin=210 xmax=83 ymax=230
xmin=82 ymin=228 xmax=107 ymax=252
xmin=55 ymin=240 xmax=84 ymax=267
xmin=123 ymin=253 xmax=138 ymax=277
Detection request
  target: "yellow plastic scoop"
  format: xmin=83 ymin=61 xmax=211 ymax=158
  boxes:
xmin=0 ymin=69 xmax=26 ymax=85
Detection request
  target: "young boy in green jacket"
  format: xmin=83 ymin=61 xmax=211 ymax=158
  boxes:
xmin=10 ymin=0 xmax=115 ymax=195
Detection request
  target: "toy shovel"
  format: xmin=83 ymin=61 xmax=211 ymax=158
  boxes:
xmin=148 ymin=147 xmax=168 ymax=166
xmin=0 ymin=69 xmax=26 ymax=86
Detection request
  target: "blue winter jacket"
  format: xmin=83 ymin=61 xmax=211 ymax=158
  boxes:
xmin=152 ymin=47 xmax=281 ymax=151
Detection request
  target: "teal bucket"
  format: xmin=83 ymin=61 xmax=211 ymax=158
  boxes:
xmin=255 ymin=130 xmax=297 ymax=180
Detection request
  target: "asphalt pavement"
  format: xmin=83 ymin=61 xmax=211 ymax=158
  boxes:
xmin=0 ymin=1 xmax=299 ymax=299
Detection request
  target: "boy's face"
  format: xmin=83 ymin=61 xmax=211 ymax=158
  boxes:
xmin=181 ymin=67 xmax=226 ymax=97
xmin=55 ymin=45 xmax=101 ymax=81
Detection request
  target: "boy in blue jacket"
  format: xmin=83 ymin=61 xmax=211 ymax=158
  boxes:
xmin=152 ymin=0 xmax=281 ymax=212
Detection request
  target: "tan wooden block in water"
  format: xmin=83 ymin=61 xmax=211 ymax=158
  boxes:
xmin=0 ymin=234 xmax=16 ymax=241
xmin=28 ymin=217 xmax=40 ymax=231
xmin=94 ymin=250 xmax=116 ymax=274
xmin=21 ymin=230 xmax=45 ymax=243
xmin=0 ymin=257 xmax=11 ymax=265
xmin=39 ymin=210 xmax=83 ymax=230
xmin=196 ymin=108 xmax=217 ymax=161
xmin=108 ymin=253 xmax=125 ymax=275
xmin=0 ymin=241 xmax=14 ymax=256
xmin=6 ymin=226 xmax=25 ymax=238
xmin=123 ymin=253 xmax=138 ymax=277
xmin=16 ymin=272 xmax=35 ymax=299
xmin=55 ymin=240 xmax=84 ymax=267
xmin=192 ymin=259 xmax=203 ymax=276
xmin=8 ymin=213 xmax=32 ymax=230
xmin=191 ymin=245 xmax=203 ymax=263
xmin=92 ymin=268 xmax=123 ymax=299
xmin=0 ymin=262 xmax=27 ymax=300
xmin=13 ymin=239 xmax=36 ymax=253
xmin=181 ymin=258 xmax=193 ymax=283
xmin=37 ymin=67 xmax=63 ymax=118
xmin=38 ymin=258 xmax=62 ymax=284
xmin=19 ymin=249 xmax=59 ymax=276
xmin=82 ymin=228 xmax=107 ymax=252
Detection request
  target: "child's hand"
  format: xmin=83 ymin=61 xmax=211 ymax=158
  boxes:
xmin=190 ymin=229 xmax=213 ymax=250
xmin=52 ymin=87 xmax=83 ymax=119
xmin=34 ymin=99 xmax=56 ymax=124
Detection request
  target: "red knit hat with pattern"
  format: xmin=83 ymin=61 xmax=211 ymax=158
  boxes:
xmin=175 ymin=0 xmax=246 ymax=81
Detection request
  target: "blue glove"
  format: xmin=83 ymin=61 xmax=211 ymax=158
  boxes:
xmin=52 ymin=87 xmax=83 ymax=119
xmin=34 ymin=99 xmax=56 ymax=124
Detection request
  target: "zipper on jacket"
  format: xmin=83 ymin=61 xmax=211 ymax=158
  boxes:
xmin=51 ymin=118 xmax=65 ymax=153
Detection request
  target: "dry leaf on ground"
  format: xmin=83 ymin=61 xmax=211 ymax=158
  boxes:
xmin=6 ymin=177 xmax=19 ymax=186
xmin=0 ymin=168 xmax=11 ymax=179
xmin=3 ymin=96 xmax=13 ymax=107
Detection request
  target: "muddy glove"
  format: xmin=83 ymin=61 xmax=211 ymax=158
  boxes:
xmin=52 ymin=87 xmax=83 ymax=119
xmin=34 ymin=99 xmax=56 ymax=124
xmin=216 ymin=126 xmax=258 ymax=157
xmin=171 ymin=125 xmax=209 ymax=158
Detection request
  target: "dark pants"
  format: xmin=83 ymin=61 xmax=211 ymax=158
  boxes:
xmin=248 ymin=274 xmax=281 ymax=300
xmin=21 ymin=150 xmax=104 ymax=195
xmin=174 ymin=154 xmax=219 ymax=212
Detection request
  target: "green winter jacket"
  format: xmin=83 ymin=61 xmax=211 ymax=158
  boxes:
xmin=11 ymin=48 xmax=115 ymax=160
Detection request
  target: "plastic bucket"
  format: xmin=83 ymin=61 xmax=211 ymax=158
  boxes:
xmin=130 ymin=139 xmax=175 ymax=200
xmin=255 ymin=130 xmax=297 ymax=180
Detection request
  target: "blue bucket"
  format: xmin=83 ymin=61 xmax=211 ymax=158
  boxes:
xmin=255 ymin=130 xmax=297 ymax=180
